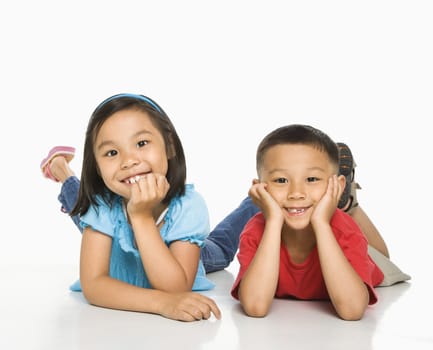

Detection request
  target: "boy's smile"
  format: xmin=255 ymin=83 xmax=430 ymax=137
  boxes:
xmin=259 ymin=143 xmax=338 ymax=231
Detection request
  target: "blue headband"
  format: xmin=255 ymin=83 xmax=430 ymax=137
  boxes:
xmin=95 ymin=93 xmax=162 ymax=113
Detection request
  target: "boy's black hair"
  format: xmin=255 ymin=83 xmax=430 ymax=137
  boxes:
xmin=256 ymin=124 xmax=340 ymax=173
xmin=71 ymin=94 xmax=186 ymax=217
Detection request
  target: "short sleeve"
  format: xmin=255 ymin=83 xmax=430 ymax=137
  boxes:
xmin=161 ymin=184 xmax=210 ymax=247
xmin=80 ymin=197 xmax=118 ymax=238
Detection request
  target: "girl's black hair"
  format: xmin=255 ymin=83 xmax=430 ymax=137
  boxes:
xmin=70 ymin=94 xmax=186 ymax=217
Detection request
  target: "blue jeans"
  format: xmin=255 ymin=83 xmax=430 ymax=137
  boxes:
xmin=58 ymin=176 xmax=259 ymax=273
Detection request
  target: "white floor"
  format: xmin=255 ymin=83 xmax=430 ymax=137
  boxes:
xmin=1 ymin=260 xmax=431 ymax=350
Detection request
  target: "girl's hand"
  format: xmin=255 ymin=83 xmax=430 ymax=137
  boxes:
xmin=127 ymin=173 xmax=170 ymax=218
xmin=311 ymin=175 xmax=342 ymax=226
xmin=248 ymin=180 xmax=284 ymax=225
xmin=159 ymin=292 xmax=221 ymax=322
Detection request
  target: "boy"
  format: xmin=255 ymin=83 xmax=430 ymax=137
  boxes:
xmin=231 ymin=124 xmax=384 ymax=321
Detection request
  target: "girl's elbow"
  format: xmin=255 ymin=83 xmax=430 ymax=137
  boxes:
xmin=80 ymin=277 xmax=104 ymax=306
xmin=81 ymin=281 xmax=96 ymax=305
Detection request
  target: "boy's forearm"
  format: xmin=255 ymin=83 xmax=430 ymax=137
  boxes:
xmin=239 ymin=223 xmax=281 ymax=317
xmin=313 ymin=222 xmax=369 ymax=320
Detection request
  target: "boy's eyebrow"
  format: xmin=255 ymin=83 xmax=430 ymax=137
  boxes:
xmin=306 ymin=166 xmax=327 ymax=172
xmin=268 ymin=166 xmax=327 ymax=174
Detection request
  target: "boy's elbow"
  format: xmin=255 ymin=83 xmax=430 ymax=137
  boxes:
xmin=240 ymin=298 xmax=271 ymax=318
xmin=335 ymin=302 xmax=367 ymax=321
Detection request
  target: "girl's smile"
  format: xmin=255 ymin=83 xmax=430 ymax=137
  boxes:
xmin=94 ymin=108 xmax=169 ymax=200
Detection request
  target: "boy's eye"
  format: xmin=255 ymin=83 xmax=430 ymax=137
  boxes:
xmin=275 ymin=178 xmax=288 ymax=184
xmin=307 ymin=177 xmax=319 ymax=183
xmin=106 ymin=150 xmax=118 ymax=157
xmin=137 ymin=140 xmax=148 ymax=148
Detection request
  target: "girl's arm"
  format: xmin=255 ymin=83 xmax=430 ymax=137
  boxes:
xmin=312 ymin=176 xmax=369 ymax=321
xmin=128 ymin=173 xmax=200 ymax=292
xmin=80 ymin=227 xmax=220 ymax=321
xmin=131 ymin=216 xmax=200 ymax=292
xmin=238 ymin=182 xmax=284 ymax=317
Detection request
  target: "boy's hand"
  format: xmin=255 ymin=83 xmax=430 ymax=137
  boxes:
xmin=127 ymin=173 xmax=170 ymax=218
xmin=311 ymin=175 xmax=342 ymax=226
xmin=248 ymin=180 xmax=284 ymax=225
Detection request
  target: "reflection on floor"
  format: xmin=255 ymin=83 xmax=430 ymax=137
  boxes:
xmin=0 ymin=262 xmax=431 ymax=350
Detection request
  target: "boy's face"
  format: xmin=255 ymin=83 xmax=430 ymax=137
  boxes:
xmin=258 ymin=143 xmax=339 ymax=230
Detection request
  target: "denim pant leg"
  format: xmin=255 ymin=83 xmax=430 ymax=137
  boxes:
xmin=58 ymin=176 xmax=83 ymax=233
xmin=201 ymin=197 xmax=260 ymax=273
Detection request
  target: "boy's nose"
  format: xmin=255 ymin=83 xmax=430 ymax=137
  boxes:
xmin=287 ymin=182 xmax=306 ymax=200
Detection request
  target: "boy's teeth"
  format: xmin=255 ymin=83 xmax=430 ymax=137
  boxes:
xmin=288 ymin=208 xmax=304 ymax=213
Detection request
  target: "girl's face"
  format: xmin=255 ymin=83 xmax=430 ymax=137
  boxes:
xmin=259 ymin=143 xmax=339 ymax=231
xmin=94 ymin=108 xmax=169 ymax=200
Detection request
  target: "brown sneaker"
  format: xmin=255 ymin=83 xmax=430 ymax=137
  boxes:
xmin=337 ymin=142 xmax=361 ymax=212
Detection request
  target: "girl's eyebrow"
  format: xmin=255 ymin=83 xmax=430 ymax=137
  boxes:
xmin=96 ymin=129 xmax=153 ymax=151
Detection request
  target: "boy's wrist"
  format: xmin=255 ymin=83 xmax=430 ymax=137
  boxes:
xmin=311 ymin=220 xmax=332 ymax=234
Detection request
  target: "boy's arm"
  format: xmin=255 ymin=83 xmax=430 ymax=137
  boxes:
xmin=313 ymin=221 xmax=369 ymax=320
xmin=238 ymin=218 xmax=282 ymax=317
xmin=238 ymin=182 xmax=284 ymax=317
xmin=312 ymin=176 xmax=369 ymax=320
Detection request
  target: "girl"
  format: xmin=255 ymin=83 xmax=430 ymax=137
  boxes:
xmin=41 ymin=93 xmax=220 ymax=321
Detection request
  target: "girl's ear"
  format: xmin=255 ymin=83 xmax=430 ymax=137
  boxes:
xmin=166 ymin=135 xmax=176 ymax=159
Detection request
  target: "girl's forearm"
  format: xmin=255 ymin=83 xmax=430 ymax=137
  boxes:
xmin=81 ymin=274 xmax=166 ymax=314
xmin=80 ymin=275 xmax=221 ymax=322
xmin=132 ymin=218 xmax=197 ymax=291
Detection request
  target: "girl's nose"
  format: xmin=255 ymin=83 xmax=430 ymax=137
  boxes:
xmin=121 ymin=157 xmax=139 ymax=170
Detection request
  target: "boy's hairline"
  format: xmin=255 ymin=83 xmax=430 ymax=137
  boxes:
xmin=256 ymin=142 xmax=339 ymax=177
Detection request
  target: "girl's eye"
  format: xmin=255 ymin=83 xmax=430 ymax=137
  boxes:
xmin=275 ymin=178 xmax=288 ymax=184
xmin=307 ymin=177 xmax=319 ymax=183
xmin=137 ymin=140 xmax=148 ymax=148
xmin=106 ymin=150 xmax=118 ymax=157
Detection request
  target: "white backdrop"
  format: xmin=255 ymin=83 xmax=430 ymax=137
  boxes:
xmin=1 ymin=1 xmax=431 ymax=283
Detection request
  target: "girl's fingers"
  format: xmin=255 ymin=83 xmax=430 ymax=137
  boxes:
xmin=131 ymin=173 xmax=169 ymax=199
xmin=188 ymin=295 xmax=221 ymax=320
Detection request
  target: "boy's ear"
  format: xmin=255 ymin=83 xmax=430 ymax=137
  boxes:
xmin=252 ymin=178 xmax=260 ymax=185
xmin=337 ymin=174 xmax=346 ymax=197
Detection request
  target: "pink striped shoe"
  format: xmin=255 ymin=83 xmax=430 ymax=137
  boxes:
xmin=40 ymin=146 xmax=75 ymax=182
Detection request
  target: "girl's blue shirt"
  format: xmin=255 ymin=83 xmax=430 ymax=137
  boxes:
xmin=70 ymin=184 xmax=215 ymax=292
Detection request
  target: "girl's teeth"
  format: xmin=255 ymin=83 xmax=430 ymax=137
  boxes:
xmin=128 ymin=176 xmax=141 ymax=184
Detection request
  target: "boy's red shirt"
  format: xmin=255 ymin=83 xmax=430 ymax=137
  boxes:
xmin=231 ymin=209 xmax=384 ymax=304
